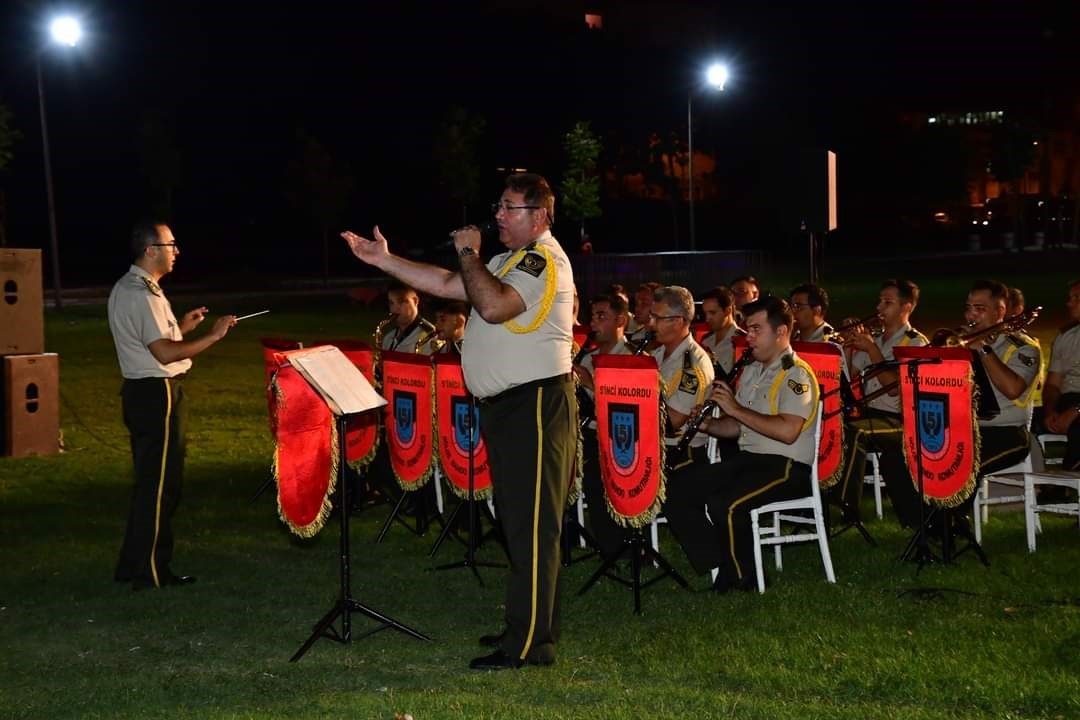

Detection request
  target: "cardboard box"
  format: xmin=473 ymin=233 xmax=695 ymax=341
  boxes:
xmin=1 ymin=353 xmax=59 ymax=457
xmin=0 ymin=249 xmax=45 ymax=355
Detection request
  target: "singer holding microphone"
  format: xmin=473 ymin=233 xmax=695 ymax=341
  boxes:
xmin=686 ymin=296 xmax=820 ymax=593
xmin=342 ymin=173 xmax=575 ymax=671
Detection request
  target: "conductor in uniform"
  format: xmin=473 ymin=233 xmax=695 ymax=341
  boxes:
xmin=342 ymin=173 xmax=575 ymax=671
xmin=108 ymin=221 xmax=236 ymax=590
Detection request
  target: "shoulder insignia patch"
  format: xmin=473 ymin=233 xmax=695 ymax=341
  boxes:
xmin=781 ymin=354 xmax=795 ymax=370
xmin=1018 ymin=352 xmax=1036 ymax=367
xmin=678 ymin=372 xmax=700 ymax=395
xmin=141 ymin=277 xmax=162 ymax=297
xmin=788 ymin=378 xmax=809 ymax=395
xmin=516 ymin=252 xmax=547 ymax=278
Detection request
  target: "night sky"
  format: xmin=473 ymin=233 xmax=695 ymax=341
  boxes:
xmin=0 ymin=1 xmax=1076 ymax=285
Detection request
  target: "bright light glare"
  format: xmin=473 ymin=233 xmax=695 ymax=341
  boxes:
xmin=705 ymin=63 xmax=729 ymax=90
xmin=49 ymin=16 xmax=82 ymax=47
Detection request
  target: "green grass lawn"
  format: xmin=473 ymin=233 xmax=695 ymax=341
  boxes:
xmin=2 ymin=295 xmax=1079 ymax=720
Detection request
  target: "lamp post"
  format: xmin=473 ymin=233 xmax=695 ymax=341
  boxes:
xmin=687 ymin=62 xmax=728 ymax=252
xmin=37 ymin=15 xmax=82 ymax=311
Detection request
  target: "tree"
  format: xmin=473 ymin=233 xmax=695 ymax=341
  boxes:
xmin=285 ymin=130 xmax=356 ymax=286
xmin=560 ymin=120 xmax=602 ymax=242
xmin=433 ymin=106 xmax=486 ymax=225
xmin=989 ymin=120 xmax=1040 ymax=240
xmin=0 ymin=102 xmax=22 ymax=248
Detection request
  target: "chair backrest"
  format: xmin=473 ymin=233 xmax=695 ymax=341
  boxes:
xmin=1037 ymin=433 xmax=1069 ymax=468
xmin=810 ymin=401 xmax=824 ymax=500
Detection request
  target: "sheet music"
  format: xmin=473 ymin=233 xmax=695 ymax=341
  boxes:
xmin=286 ymin=345 xmax=386 ymax=416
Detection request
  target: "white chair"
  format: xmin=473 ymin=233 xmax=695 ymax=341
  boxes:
xmin=750 ymin=404 xmax=837 ymax=593
xmin=576 ymin=492 xmax=588 ymax=549
xmin=975 ymin=434 xmax=1079 ymax=552
xmin=974 ymin=432 xmax=1038 ymax=543
xmin=862 ymin=451 xmax=885 ymax=520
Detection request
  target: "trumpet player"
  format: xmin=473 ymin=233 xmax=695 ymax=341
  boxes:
xmin=433 ymin=300 xmax=468 ymax=354
xmin=1043 ymin=280 xmax=1080 ymax=472
xmin=380 ymin=283 xmax=437 ymax=356
xmin=836 ymin=279 xmax=928 ymax=527
xmin=889 ymin=280 xmax=1042 ymax=529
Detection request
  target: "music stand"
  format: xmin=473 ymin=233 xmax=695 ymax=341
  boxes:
xmin=431 ymin=394 xmax=505 ymax=585
xmin=283 ymin=347 xmax=432 ymax=662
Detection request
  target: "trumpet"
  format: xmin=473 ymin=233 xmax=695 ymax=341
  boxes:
xmin=414 ymin=326 xmax=445 ymax=354
xmin=825 ymin=313 xmax=885 ymax=342
xmin=930 ymin=306 xmax=1041 ymax=348
xmin=372 ymin=312 xmax=397 ymax=385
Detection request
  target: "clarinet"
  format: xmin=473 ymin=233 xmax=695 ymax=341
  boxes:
xmin=672 ymin=347 xmax=755 ymax=458
xmin=629 ymin=330 xmax=655 ymax=355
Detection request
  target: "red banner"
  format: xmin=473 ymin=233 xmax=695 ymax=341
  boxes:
xmin=792 ymin=341 xmax=845 ymax=488
xmin=313 ymin=340 xmax=379 ymax=470
xmin=572 ymin=323 xmax=591 ymax=354
xmin=261 ymin=338 xmax=302 ymax=435
xmin=271 ymin=362 xmax=336 ymax=538
xmin=433 ymin=354 xmax=493 ymax=499
xmin=382 ymin=351 xmax=435 ymax=491
xmin=894 ymin=346 xmax=980 ymax=508
xmin=594 ymin=354 xmax=665 ymax=527
xmin=692 ymin=321 xmax=711 ymax=344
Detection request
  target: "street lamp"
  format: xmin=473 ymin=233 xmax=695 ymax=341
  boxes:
xmin=687 ymin=61 xmax=728 ymax=251
xmin=37 ymin=14 xmax=83 ymax=311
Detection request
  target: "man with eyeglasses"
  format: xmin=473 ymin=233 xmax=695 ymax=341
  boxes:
xmin=108 ymin=221 xmax=237 ymax=591
xmin=645 ymin=286 xmax=717 ymax=577
xmin=789 ymin=283 xmax=834 ymax=342
xmin=342 ymin=173 xmax=575 ymax=671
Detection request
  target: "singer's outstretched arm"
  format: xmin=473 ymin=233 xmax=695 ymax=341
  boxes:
xmin=341 ymin=227 xmax=467 ymax=301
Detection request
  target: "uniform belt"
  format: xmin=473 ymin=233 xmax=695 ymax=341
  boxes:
xmin=479 ymin=373 xmax=571 ymax=405
xmin=124 ymin=373 xmax=186 ymax=383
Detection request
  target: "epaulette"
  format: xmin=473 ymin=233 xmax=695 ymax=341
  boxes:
xmin=682 ymin=348 xmax=695 ymax=371
xmin=905 ymin=329 xmax=921 ymax=339
xmin=781 ymin=353 xmax=795 ymax=370
xmin=141 ymin=277 xmax=162 ymax=297
xmin=1005 ymin=333 xmax=1028 ymax=347
xmin=734 ymin=327 xmax=747 ymax=336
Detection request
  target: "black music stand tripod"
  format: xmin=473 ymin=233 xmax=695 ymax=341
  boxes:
xmin=430 ymin=394 xmax=505 ymax=585
xmin=291 ymin=411 xmax=432 ymax=662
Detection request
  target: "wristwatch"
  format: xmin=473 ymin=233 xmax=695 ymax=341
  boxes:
xmin=980 ymin=344 xmax=994 ymax=356
xmin=458 ymin=246 xmax=477 ymax=259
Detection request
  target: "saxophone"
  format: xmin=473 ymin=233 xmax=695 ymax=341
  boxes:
xmin=372 ymin=313 xmax=397 ymax=385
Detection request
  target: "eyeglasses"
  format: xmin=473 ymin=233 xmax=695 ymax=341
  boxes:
xmin=491 ymin=202 xmax=540 ymax=213
xmin=790 ymin=302 xmax=815 ymax=310
xmin=152 ymin=243 xmax=179 ymax=252
xmin=649 ymin=312 xmax=684 ymax=323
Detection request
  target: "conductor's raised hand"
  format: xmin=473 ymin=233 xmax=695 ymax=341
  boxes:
xmin=211 ymin=314 xmax=238 ymax=341
xmin=181 ymin=306 xmax=208 ymax=333
xmin=341 ymin=226 xmax=391 ymax=268
xmin=451 ymin=226 xmax=482 ymax=255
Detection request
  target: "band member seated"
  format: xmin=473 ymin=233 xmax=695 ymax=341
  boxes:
xmin=1043 ymin=280 xmax=1080 ymax=472
xmin=835 ymin=279 xmax=928 ymax=526
xmin=626 ymin=281 xmax=661 ymax=340
xmin=889 ymin=280 xmax=1042 ymax=529
xmin=573 ymin=293 xmax=633 ymax=559
xmin=380 ymin=282 xmax=437 ymax=355
xmin=1008 ymin=286 xmax=1026 ymax=318
xmin=690 ymin=296 xmax=820 ymax=592
xmin=700 ymin=286 xmax=746 ymax=376
xmin=645 ymin=286 xmax=716 ymax=574
xmin=790 ymin=283 xmax=834 ymax=342
xmin=433 ymin=300 xmax=468 ymax=354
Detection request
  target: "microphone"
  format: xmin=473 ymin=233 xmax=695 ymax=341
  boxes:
xmin=439 ymin=220 xmax=498 ymax=248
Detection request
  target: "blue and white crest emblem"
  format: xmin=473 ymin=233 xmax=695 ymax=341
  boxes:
xmin=609 ymin=404 xmax=639 ymax=471
xmin=394 ymin=391 xmax=417 ymax=445
xmin=451 ymin=396 xmax=480 ymax=454
xmin=918 ymin=393 xmax=949 ymax=456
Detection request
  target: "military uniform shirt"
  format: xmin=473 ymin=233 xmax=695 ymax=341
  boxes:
xmin=849 ymin=323 xmax=928 ymax=414
xmin=1049 ymin=324 xmax=1080 ymax=395
xmin=462 ymin=231 xmax=574 ymax=398
xmin=652 ymin=334 xmax=715 ymax=448
xmin=382 ymin=318 xmax=437 ymax=355
xmin=579 ymin=339 xmax=631 ymax=430
xmin=735 ymin=347 xmax=817 ymax=465
xmin=701 ymin=324 xmax=745 ymax=376
xmin=797 ymin=322 xmax=834 ymax=343
xmin=107 ymin=265 xmax=191 ymax=379
xmin=980 ymin=333 xmax=1042 ymax=428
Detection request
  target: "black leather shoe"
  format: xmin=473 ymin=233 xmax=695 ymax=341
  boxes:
xmin=478 ymin=632 xmax=504 ymax=648
xmin=712 ymin=574 xmax=756 ymax=594
xmin=469 ymin=650 xmax=524 ymax=671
